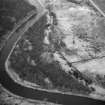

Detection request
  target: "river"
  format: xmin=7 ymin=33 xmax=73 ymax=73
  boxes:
xmin=0 ymin=0 xmax=105 ymax=104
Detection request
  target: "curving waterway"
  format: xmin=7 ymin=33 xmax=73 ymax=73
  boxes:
xmin=0 ymin=5 xmax=105 ymax=105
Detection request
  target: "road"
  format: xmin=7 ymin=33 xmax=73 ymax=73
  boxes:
xmin=0 ymin=0 xmax=105 ymax=104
